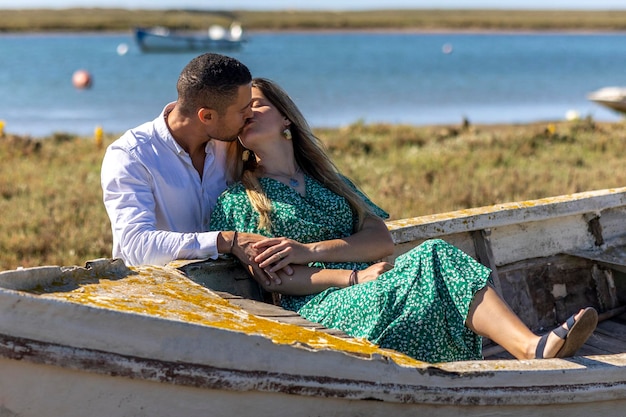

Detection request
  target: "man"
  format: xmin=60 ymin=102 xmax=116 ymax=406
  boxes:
xmin=101 ymin=53 xmax=258 ymax=270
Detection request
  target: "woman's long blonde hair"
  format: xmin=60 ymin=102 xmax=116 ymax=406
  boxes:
xmin=228 ymin=78 xmax=376 ymax=234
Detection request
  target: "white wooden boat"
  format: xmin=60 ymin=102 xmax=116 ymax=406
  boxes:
xmin=588 ymin=86 xmax=626 ymax=114
xmin=2 ymin=186 xmax=626 ymax=416
xmin=134 ymin=23 xmax=245 ymax=53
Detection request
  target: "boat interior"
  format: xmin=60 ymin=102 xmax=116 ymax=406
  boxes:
xmin=175 ymin=245 xmax=626 ymax=362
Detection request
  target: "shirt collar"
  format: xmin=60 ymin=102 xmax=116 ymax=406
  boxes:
xmin=156 ymin=102 xmax=216 ymax=158
xmin=156 ymin=102 xmax=186 ymax=155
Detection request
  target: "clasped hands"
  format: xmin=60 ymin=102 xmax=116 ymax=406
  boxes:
xmin=231 ymin=233 xmax=392 ymax=288
xmin=230 ymin=234 xmax=305 ymax=286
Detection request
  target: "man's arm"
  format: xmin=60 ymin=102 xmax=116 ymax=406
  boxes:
xmin=101 ymin=146 xmax=219 ymax=266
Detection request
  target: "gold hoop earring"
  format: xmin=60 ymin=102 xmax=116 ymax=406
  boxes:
xmin=283 ymin=128 xmax=292 ymax=140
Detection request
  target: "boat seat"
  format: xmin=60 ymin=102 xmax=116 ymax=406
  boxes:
xmin=175 ymin=256 xmax=267 ymax=301
xmin=565 ymin=245 xmax=626 ymax=274
xmin=175 ymin=257 xmax=350 ymax=338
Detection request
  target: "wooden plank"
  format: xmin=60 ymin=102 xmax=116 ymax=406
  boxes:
xmin=224 ymin=298 xmax=297 ymax=317
xmin=177 ymin=258 xmax=266 ymax=301
xmin=496 ymin=254 xmax=600 ymax=332
xmin=567 ymin=245 xmax=626 ymax=274
xmin=599 ymin=207 xmax=626 ymax=247
xmin=595 ymin=320 xmax=626 ymax=343
xmin=215 ymin=290 xmax=352 ymax=338
xmin=583 ymin=331 xmax=626 ymax=355
xmin=386 ymin=187 xmax=626 ymax=244
xmin=472 ymin=228 xmax=502 ymax=295
xmin=490 ymin=214 xmax=595 ymax=267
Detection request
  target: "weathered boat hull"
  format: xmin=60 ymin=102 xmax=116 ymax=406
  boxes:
xmin=2 ymin=187 xmax=626 ymax=416
xmin=4 ymin=353 xmax=626 ymax=417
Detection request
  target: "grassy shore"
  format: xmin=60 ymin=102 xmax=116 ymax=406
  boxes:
xmin=1 ymin=118 xmax=625 ymax=270
xmin=2 ymin=8 xmax=626 ymax=32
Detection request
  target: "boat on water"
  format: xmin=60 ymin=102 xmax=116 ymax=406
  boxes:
xmin=2 ymin=186 xmax=626 ymax=416
xmin=587 ymin=86 xmax=626 ymax=114
xmin=134 ymin=22 xmax=245 ymax=53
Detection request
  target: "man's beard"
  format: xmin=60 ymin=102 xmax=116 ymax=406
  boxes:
xmin=209 ymin=132 xmax=241 ymax=143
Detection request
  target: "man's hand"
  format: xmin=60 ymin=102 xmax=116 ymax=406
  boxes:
xmin=228 ymin=232 xmax=294 ymax=287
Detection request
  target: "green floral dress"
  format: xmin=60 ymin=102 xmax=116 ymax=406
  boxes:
xmin=209 ymin=175 xmax=491 ymax=363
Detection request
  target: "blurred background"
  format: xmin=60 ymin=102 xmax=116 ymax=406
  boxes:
xmin=1 ymin=1 xmax=626 ymax=136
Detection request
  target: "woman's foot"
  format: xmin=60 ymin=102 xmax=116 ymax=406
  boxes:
xmin=534 ymin=307 xmax=598 ymax=359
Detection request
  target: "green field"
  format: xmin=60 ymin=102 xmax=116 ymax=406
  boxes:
xmin=1 ymin=118 xmax=625 ymax=270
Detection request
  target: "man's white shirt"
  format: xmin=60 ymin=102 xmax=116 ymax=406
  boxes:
xmin=101 ymin=103 xmax=229 ymax=266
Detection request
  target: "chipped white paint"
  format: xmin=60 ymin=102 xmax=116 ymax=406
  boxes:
xmin=387 ymin=186 xmax=626 ymax=243
xmin=551 ymin=283 xmax=568 ymax=299
xmin=387 ymin=187 xmax=626 ymax=267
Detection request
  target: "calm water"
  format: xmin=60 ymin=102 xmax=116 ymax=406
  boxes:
xmin=1 ymin=31 xmax=625 ymax=136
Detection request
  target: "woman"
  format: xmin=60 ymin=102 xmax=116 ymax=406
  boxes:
xmin=210 ymin=78 xmax=597 ymax=363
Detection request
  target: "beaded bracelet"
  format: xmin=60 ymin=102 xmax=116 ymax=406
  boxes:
xmin=348 ymin=268 xmax=358 ymax=286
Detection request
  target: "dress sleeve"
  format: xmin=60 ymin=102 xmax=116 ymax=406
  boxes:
xmin=341 ymin=176 xmax=389 ymax=219
xmin=209 ymin=191 xmax=237 ymax=232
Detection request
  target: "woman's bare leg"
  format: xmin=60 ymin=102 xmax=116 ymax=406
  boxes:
xmin=466 ymin=285 xmax=581 ymax=359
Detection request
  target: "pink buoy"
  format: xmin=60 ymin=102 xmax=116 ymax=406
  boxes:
xmin=72 ymin=69 xmax=92 ymax=89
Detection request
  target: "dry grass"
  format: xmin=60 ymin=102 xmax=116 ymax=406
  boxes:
xmin=319 ymin=118 xmax=626 ymax=219
xmin=0 ymin=133 xmax=112 ymax=270
xmin=2 ymin=9 xmax=626 ymax=32
xmin=1 ymin=118 xmax=625 ymax=270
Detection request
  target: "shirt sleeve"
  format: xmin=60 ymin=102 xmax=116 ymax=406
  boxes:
xmin=101 ymin=145 xmax=219 ymax=266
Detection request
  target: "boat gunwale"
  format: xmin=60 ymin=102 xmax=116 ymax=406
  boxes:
xmin=3 ymin=332 xmax=626 ymax=407
xmin=387 ymin=186 xmax=626 ymax=243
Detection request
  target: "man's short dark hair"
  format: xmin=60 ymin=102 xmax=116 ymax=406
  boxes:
xmin=177 ymin=53 xmax=252 ymax=116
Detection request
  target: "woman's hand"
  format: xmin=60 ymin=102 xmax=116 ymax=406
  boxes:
xmin=253 ymin=237 xmax=313 ymax=272
xmin=355 ymin=262 xmax=394 ymax=285
xmin=228 ymin=232 xmax=294 ymax=286
xmin=252 ymin=215 xmax=394 ymax=274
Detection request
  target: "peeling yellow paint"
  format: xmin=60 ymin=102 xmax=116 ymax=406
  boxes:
xmin=29 ymin=265 xmax=423 ymax=368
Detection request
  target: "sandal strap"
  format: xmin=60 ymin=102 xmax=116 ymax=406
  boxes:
xmin=535 ymin=333 xmax=550 ymax=359
xmin=535 ymin=315 xmax=577 ymax=358
xmin=552 ymin=315 xmax=576 ymax=340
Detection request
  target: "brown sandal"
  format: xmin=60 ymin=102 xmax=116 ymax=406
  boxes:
xmin=535 ymin=307 xmax=598 ymax=359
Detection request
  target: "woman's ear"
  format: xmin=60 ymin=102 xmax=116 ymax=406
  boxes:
xmin=283 ymin=118 xmax=292 ymax=128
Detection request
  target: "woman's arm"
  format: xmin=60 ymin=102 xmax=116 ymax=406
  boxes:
xmin=253 ymin=214 xmax=394 ymax=272
xmin=252 ymin=262 xmax=393 ymax=296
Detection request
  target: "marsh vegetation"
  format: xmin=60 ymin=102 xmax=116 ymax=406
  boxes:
xmin=1 ymin=118 xmax=625 ymax=270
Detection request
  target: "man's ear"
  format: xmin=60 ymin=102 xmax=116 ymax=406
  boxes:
xmin=198 ymin=107 xmax=216 ymax=124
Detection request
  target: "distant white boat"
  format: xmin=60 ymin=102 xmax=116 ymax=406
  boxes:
xmin=587 ymin=86 xmax=626 ymax=114
xmin=134 ymin=22 xmax=245 ymax=53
